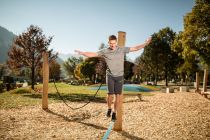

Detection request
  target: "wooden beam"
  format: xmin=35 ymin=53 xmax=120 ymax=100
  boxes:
xmin=42 ymin=52 xmax=49 ymax=109
xmin=203 ymin=66 xmax=208 ymax=92
xmin=117 ymin=31 xmax=126 ymax=47
xmin=113 ymin=31 xmax=126 ymax=131
xmin=113 ymin=94 xmax=123 ymax=131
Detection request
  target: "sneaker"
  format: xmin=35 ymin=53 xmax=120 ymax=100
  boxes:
xmin=106 ymin=109 xmax=112 ymax=117
xmin=111 ymin=112 xmax=116 ymax=121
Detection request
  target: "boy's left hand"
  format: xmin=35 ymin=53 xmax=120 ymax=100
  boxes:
xmin=146 ymin=37 xmax=152 ymax=45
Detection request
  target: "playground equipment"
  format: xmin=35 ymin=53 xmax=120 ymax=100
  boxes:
xmin=42 ymin=31 xmax=127 ymax=138
xmin=42 ymin=52 xmax=103 ymax=110
xmin=42 ymin=52 xmax=49 ymax=109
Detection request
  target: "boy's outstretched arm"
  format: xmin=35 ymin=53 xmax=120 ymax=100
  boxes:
xmin=129 ymin=37 xmax=151 ymax=52
xmin=75 ymin=50 xmax=98 ymax=57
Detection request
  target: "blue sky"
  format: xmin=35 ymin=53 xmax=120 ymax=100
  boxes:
xmin=0 ymin=0 xmax=194 ymax=60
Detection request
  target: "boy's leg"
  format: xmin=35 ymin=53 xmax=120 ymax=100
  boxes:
xmin=106 ymin=94 xmax=113 ymax=117
xmin=106 ymin=75 xmax=114 ymax=117
xmin=107 ymin=94 xmax=113 ymax=109
xmin=112 ymin=76 xmax=123 ymax=121
xmin=112 ymin=94 xmax=121 ymax=121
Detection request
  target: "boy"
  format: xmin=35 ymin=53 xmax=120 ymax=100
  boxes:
xmin=75 ymin=35 xmax=151 ymax=121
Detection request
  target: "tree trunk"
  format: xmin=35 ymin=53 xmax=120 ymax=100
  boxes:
xmin=195 ymin=72 xmax=200 ymax=92
xmin=165 ymin=70 xmax=168 ymax=86
xmin=155 ymin=66 xmax=158 ymax=86
xmin=31 ymin=66 xmax=35 ymax=90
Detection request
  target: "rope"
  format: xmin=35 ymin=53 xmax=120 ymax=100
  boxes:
xmin=53 ymin=79 xmax=103 ymax=110
xmin=102 ymin=121 xmax=115 ymax=140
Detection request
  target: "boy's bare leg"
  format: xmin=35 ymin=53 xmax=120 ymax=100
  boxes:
xmin=114 ymin=94 xmax=120 ymax=113
xmin=107 ymin=94 xmax=113 ymax=109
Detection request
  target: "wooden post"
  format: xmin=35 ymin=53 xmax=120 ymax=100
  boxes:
xmin=117 ymin=31 xmax=126 ymax=47
xmin=203 ymin=66 xmax=208 ymax=92
xmin=42 ymin=52 xmax=49 ymax=109
xmin=113 ymin=31 xmax=126 ymax=131
xmin=195 ymin=72 xmax=200 ymax=93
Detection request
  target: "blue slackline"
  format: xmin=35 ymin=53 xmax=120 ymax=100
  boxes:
xmin=102 ymin=121 xmax=115 ymax=140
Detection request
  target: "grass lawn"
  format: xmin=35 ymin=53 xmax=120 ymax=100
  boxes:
xmin=0 ymin=83 xmax=155 ymax=109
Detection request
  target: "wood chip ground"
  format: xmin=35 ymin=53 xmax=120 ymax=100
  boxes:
xmin=1 ymin=92 xmax=210 ymax=140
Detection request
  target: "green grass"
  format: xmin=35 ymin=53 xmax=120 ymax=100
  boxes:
xmin=141 ymin=85 xmax=161 ymax=91
xmin=0 ymin=83 xmax=154 ymax=109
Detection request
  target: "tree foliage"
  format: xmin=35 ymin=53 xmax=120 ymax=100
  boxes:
xmin=139 ymin=27 xmax=178 ymax=86
xmin=63 ymin=56 xmax=83 ymax=79
xmin=80 ymin=57 xmax=106 ymax=82
xmin=49 ymin=60 xmax=61 ymax=81
xmin=182 ymin=0 xmax=210 ymax=65
xmin=0 ymin=64 xmax=7 ymax=80
xmin=7 ymin=25 xmax=57 ymax=89
xmin=124 ymin=61 xmax=134 ymax=80
xmin=172 ymin=31 xmax=199 ymax=81
xmin=74 ymin=64 xmax=85 ymax=80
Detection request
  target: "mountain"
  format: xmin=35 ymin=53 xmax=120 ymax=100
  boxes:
xmin=0 ymin=26 xmax=16 ymax=63
xmin=0 ymin=26 xmax=67 ymax=64
xmin=56 ymin=57 xmax=64 ymax=65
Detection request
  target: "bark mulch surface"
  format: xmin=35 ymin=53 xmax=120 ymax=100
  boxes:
xmin=1 ymin=92 xmax=210 ymax=140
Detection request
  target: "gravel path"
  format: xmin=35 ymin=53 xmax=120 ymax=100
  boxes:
xmin=0 ymin=92 xmax=210 ymax=140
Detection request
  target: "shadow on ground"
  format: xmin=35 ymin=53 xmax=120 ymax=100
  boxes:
xmin=23 ymin=92 xmax=106 ymax=103
xmin=45 ymin=109 xmax=144 ymax=140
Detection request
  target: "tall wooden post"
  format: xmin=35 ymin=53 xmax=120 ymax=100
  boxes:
xmin=42 ymin=52 xmax=49 ymax=109
xmin=117 ymin=31 xmax=126 ymax=47
xmin=195 ymin=72 xmax=200 ymax=93
xmin=113 ymin=31 xmax=126 ymax=131
xmin=203 ymin=66 xmax=208 ymax=92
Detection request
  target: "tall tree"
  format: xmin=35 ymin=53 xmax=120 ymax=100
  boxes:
xmin=7 ymin=25 xmax=57 ymax=89
xmin=172 ymin=31 xmax=199 ymax=83
xmin=139 ymin=27 xmax=178 ymax=86
xmin=182 ymin=0 xmax=210 ymax=65
xmin=157 ymin=27 xmax=177 ymax=86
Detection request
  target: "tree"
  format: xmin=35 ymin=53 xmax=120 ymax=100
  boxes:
xmin=156 ymin=27 xmax=178 ymax=86
xmin=95 ymin=57 xmax=106 ymax=77
xmin=49 ymin=60 xmax=61 ymax=81
xmin=63 ymin=56 xmax=83 ymax=79
xmin=7 ymin=25 xmax=57 ymax=89
xmin=78 ymin=57 xmax=107 ymax=83
xmin=74 ymin=64 xmax=85 ymax=80
xmin=182 ymin=0 xmax=210 ymax=65
xmin=124 ymin=61 xmax=134 ymax=80
xmin=99 ymin=43 xmax=106 ymax=50
xmin=172 ymin=31 xmax=199 ymax=83
xmin=135 ymin=54 xmax=154 ymax=84
xmin=0 ymin=64 xmax=7 ymax=80
xmin=138 ymin=27 xmax=178 ymax=86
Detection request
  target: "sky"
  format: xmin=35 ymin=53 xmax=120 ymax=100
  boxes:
xmin=0 ymin=0 xmax=195 ymax=61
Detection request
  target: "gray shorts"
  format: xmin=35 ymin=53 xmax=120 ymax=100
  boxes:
xmin=107 ymin=75 xmax=123 ymax=95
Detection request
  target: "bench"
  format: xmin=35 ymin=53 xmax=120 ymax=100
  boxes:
xmin=162 ymin=87 xmax=174 ymax=93
xmin=201 ymin=92 xmax=210 ymax=98
xmin=123 ymin=93 xmax=142 ymax=101
xmin=179 ymin=86 xmax=189 ymax=92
